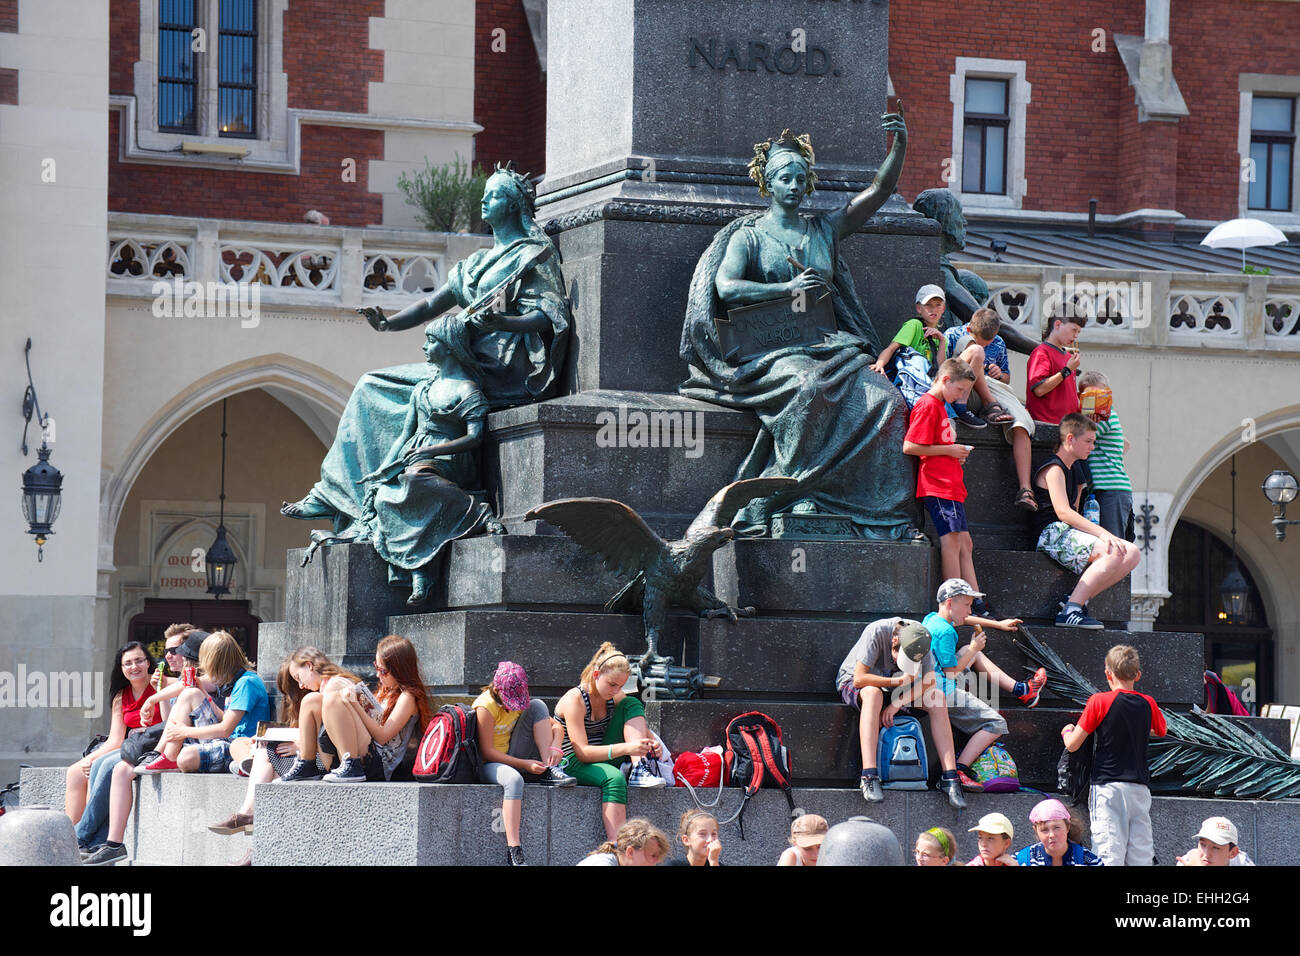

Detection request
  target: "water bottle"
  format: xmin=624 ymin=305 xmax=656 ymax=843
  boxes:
xmin=1084 ymin=494 xmax=1101 ymax=524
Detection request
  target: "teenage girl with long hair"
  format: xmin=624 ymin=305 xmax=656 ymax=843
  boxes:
xmin=554 ymin=642 xmax=665 ymax=841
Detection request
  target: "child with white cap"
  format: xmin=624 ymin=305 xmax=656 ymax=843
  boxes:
xmin=1015 ymin=797 xmax=1103 ymax=866
xmin=1176 ymin=817 xmax=1255 ymax=866
xmin=966 ymin=812 xmax=1018 ymax=866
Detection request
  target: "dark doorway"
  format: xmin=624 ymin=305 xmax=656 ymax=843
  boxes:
xmin=1156 ymin=521 xmax=1273 ymax=713
xmin=129 ymin=598 xmax=261 ymax=664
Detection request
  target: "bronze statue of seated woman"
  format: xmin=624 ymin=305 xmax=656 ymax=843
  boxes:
xmin=680 ymin=115 xmax=922 ymax=541
xmin=283 ymin=164 xmax=570 ymax=533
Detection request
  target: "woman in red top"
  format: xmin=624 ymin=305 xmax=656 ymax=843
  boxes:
xmin=65 ymin=641 xmax=161 ymax=849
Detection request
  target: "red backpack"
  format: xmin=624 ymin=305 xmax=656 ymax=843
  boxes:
xmin=721 ymin=711 xmax=796 ymax=839
xmin=413 ymin=703 xmax=480 ymax=783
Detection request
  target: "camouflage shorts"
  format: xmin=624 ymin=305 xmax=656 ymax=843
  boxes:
xmin=1036 ymin=521 xmax=1098 ymax=574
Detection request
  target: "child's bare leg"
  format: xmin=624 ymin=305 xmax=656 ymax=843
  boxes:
xmin=602 ymin=801 xmax=626 ymax=841
xmin=321 ymin=687 xmax=370 ymax=757
xmin=960 ymin=343 xmax=993 ymax=406
xmin=297 ymin=692 xmax=322 ymax=761
xmin=1070 ymin=540 xmax=1141 ymax=604
xmin=165 ymin=687 xmax=206 ymax=761
xmin=502 ymin=798 xmax=522 ymax=846
xmin=858 ymin=687 xmax=885 ymax=768
xmin=970 ymin=651 xmax=1017 ymax=694
xmin=1012 ymin=428 xmax=1032 ymax=490
xmin=958 ymin=730 xmax=1000 ymax=769
xmin=956 ymin=531 xmax=978 ymax=592
xmin=939 ymin=532 xmax=963 ymax=582
xmin=919 ymin=677 xmax=958 ymax=772
xmin=237 ymin=745 xmax=278 ymax=816
xmin=622 ymin=714 xmax=652 ymax=768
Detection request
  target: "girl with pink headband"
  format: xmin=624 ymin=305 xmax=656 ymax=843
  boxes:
xmin=1015 ymin=798 xmax=1104 ymax=867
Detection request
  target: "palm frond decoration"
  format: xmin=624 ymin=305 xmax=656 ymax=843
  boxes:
xmin=1013 ymin=626 xmax=1300 ymax=800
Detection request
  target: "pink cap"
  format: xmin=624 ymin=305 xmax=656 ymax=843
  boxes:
xmin=492 ymin=661 xmax=531 ymax=712
xmin=1029 ymin=798 xmax=1072 ymax=823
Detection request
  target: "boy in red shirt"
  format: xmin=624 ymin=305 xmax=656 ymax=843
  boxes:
xmin=1026 ymin=314 xmax=1084 ymax=424
xmin=1062 ymin=644 xmax=1166 ymax=866
xmin=904 ymin=358 xmax=990 ymax=609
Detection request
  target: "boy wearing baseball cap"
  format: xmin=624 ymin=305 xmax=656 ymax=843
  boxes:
xmin=872 ymin=286 xmax=982 ymax=428
xmin=1176 ymin=816 xmax=1255 ymax=866
xmin=836 ymin=617 xmax=968 ymax=809
xmin=924 ymin=578 xmax=1042 ymax=792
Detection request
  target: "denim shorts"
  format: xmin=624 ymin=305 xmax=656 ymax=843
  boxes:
xmin=923 ymin=496 xmax=968 ymax=537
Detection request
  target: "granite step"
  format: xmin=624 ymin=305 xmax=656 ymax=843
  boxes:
xmin=646 ymin=700 xmax=1293 ymax=790
xmin=21 ymin=767 xmax=1299 ymax=866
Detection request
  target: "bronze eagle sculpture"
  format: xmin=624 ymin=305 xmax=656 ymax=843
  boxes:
xmin=525 ymin=477 xmax=799 ymax=663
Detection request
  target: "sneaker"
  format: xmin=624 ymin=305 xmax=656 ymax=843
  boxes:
xmin=82 ymin=843 xmax=128 ymax=867
xmin=954 ymin=408 xmax=987 ymax=429
xmin=971 ymin=597 xmax=996 ymax=618
xmin=859 ymin=773 xmax=883 ymax=803
xmin=322 ymin=753 xmax=367 ymax=783
xmin=229 ymin=760 xmax=249 ymax=778
xmin=134 ymin=755 xmax=179 ymax=775
xmin=957 ymin=769 xmax=985 ymax=792
xmin=536 ymin=766 xmax=577 ymax=787
xmin=208 ymin=811 xmax=254 ymax=835
xmin=626 ymin=759 xmax=667 ymax=789
xmin=79 ymin=844 xmax=98 ymax=861
xmin=1056 ymin=605 xmax=1104 ymax=630
xmin=275 ymin=757 xmax=325 ymax=783
xmin=134 ymin=750 xmax=161 ymax=767
xmin=940 ymin=775 xmax=967 ymax=810
xmin=506 ymin=845 xmax=528 ymax=866
xmin=1019 ymin=667 xmax=1048 ymax=708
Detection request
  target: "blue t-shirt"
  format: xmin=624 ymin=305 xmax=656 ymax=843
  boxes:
xmin=944 ymin=326 xmax=1010 ymax=380
xmin=922 ymin=611 xmax=960 ymax=694
xmin=1015 ymin=842 xmax=1103 ymax=867
xmin=221 ymin=671 xmax=271 ymax=740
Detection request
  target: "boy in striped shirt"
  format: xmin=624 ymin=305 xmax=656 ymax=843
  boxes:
xmin=1077 ymin=371 xmax=1132 ymax=538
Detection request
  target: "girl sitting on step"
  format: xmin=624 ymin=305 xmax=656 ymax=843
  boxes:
xmin=555 ymin=642 xmax=666 ymax=841
xmin=207 ymin=659 xmax=318 ymax=855
xmin=473 ymin=660 xmax=577 ymax=866
xmin=280 ymin=637 xmax=430 ymax=783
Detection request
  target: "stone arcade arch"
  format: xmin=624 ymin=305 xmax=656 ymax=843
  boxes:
xmin=98 ymin=358 xmax=348 ymax=652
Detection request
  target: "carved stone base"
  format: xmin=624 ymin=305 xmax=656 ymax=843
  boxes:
xmin=1129 ymin=591 xmax=1170 ymax=632
xmin=769 ymin=512 xmax=857 ymax=540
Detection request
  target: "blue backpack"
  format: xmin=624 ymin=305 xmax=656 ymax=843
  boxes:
xmin=877 ymin=715 xmax=929 ymax=790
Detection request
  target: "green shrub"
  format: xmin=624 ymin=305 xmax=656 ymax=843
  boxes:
xmin=397 ymin=155 xmax=490 ymax=234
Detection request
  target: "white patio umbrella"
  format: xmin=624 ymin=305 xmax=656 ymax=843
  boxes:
xmin=1200 ymin=218 xmax=1289 ymax=271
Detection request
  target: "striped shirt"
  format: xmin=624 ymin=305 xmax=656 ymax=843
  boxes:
xmin=558 ymin=687 xmax=612 ymax=758
xmin=1089 ymin=410 xmax=1131 ymax=491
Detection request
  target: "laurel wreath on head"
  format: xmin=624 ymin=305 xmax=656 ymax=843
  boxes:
xmin=748 ymin=129 xmax=818 ymax=197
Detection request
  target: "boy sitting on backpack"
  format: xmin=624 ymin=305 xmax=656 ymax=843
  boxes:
xmin=836 ymin=617 xmax=968 ymax=809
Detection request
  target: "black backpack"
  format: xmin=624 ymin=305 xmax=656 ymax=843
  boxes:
xmin=721 ymin=711 xmax=796 ymax=839
xmin=413 ymin=703 xmax=480 ymax=783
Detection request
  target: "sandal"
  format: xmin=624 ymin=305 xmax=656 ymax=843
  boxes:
xmin=1014 ymin=487 xmax=1038 ymax=511
xmin=982 ymin=403 xmax=1015 ymax=424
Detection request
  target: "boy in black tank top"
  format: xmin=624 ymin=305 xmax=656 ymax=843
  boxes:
xmin=1032 ymin=414 xmax=1140 ymax=629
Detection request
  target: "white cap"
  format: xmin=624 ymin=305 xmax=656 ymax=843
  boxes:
xmin=1196 ymin=817 xmax=1239 ymax=846
xmin=915 ymin=284 xmax=946 ymax=305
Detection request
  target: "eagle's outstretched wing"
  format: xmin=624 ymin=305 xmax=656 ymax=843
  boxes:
xmin=684 ymin=477 xmax=801 ymax=539
xmin=526 ymin=498 xmax=667 ymax=579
